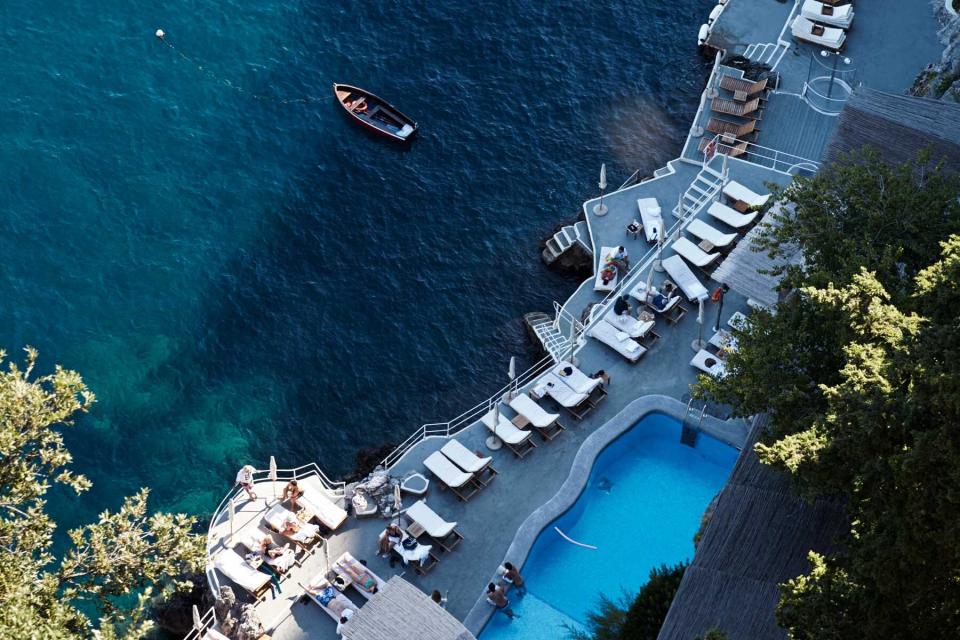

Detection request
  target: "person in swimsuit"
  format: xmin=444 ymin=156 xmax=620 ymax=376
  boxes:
xmin=486 ymin=583 xmax=516 ymax=619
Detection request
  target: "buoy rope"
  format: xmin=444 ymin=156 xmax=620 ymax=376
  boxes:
xmin=554 ymin=527 xmax=598 ymax=550
xmin=155 ymin=29 xmax=322 ymax=105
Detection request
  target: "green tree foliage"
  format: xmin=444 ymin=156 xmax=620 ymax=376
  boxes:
xmin=696 ymin=150 xmax=960 ymax=638
xmin=571 ymin=562 xmax=686 ymax=640
xmin=0 ymin=348 xmax=205 ymax=639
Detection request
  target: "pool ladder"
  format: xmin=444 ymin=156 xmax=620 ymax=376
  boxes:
xmin=681 ymin=399 xmax=708 ymax=447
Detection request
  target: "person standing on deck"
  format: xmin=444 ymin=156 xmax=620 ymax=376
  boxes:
xmin=235 ymin=465 xmax=257 ymax=501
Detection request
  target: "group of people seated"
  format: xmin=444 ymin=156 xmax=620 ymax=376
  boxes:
xmin=600 ymin=246 xmax=630 ymax=286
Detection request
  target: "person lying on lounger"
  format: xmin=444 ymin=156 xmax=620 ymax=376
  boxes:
xmin=281 ymin=515 xmax=318 ymax=542
xmin=259 ymin=537 xmax=296 ymax=573
xmin=338 ymin=557 xmax=379 ymax=594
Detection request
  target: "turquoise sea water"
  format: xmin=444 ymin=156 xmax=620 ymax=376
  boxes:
xmin=479 ymin=413 xmax=737 ymax=639
xmin=1 ymin=1 xmax=712 ymax=532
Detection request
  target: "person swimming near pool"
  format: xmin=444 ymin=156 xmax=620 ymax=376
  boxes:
xmin=486 ymin=583 xmax=517 ymax=619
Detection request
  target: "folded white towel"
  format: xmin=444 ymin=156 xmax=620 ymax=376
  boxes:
xmin=616 ymin=331 xmax=630 ymax=342
xmin=625 ymin=341 xmax=639 ymax=352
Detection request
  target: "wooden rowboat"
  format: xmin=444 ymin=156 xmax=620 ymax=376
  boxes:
xmin=333 ymin=83 xmax=418 ymax=142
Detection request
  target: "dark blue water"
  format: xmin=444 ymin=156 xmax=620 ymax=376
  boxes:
xmin=1 ymin=0 xmax=711 ymax=529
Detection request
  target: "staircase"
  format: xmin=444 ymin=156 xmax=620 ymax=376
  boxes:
xmin=542 ymin=221 xmax=593 ymax=264
xmin=743 ymin=42 xmax=789 ymax=70
xmin=672 ymin=163 xmax=725 ymax=220
xmin=526 ymin=312 xmax=570 ymax=362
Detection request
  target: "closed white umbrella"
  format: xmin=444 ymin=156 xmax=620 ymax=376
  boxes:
xmin=394 ymin=483 xmax=403 ymax=526
xmin=192 ymin=604 xmax=202 ymax=632
xmin=593 ymin=163 xmax=609 ymax=216
xmin=691 ymin=298 xmax=706 ymax=351
xmin=507 ymin=356 xmax=517 ymax=400
xmin=485 ymin=400 xmax=503 ymax=451
xmin=721 ymin=151 xmax=730 ymax=184
xmin=654 ymin=220 xmax=666 ymax=272
xmin=268 ymin=455 xmax=278 ymax=499
xmin=645 ymin=263 xmax=656 ymax=303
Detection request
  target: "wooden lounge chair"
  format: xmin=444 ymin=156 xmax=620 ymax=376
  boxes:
xmin=629 ymin=281 xmax=687 ymax=325
xmin=404 ymin=500 xmax=464 ymax=553
xmin=508 ymin=392 xmax=566 ymax=441
xmin=481 ymin=409 xmax=538 ymax=458
xmin=551 ymin=361 xmax=607 ymax=405
xmin=423 ymin=451 xmax=481 ymax=501
xmin=534 ymin=372 xmax=596 ymax=419
xmin=332 ymin=551 xmax=386 ymax=598
xmin=706 ymin=117 xmax=759 ymax=140
xmin=699 ymin=137 xmax=749 ymax=158
xmin=687 ymin=219 xmax=738 ymax=249
xmin=263 ymin=503 xmax=321 ymax=551
xmin=711 ymin=96 xmax=762 ymax=119
xmin=672 ymin=237 xmax=722 ymax=269
xmin=440 ymin=439 xmax=498 ymax=486
xmin=718 ymin=75 xmax=769 ymax=101
xmin=213 ymin=551 xmax=272 ymax=602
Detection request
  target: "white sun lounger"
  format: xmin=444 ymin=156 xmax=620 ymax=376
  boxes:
xmin=801 ymin=0 xmax=853 ymax=28
xmin=509 ymin=392 xmax=566 ymax=441
xmin=690 ymin=349 xmax=727 ymax=378
xmin=723 ymin=180 xmax=771 ymax=210
xmin=552 ymin=361 xmax=604 ymax=396
xmin=637 ymin=198 xmax=663 ymax=242
xmin=687 ymin=218 xmax=737 ymax=248
xmin=264 ymin=503 xmax=320 ymax=548
xmin=662 ymin=254 xmax=709 ymax=302
xmin=594 ymin=246 xmax=620 ymax=292
xmin=305 ymin=575 xmax=357 ymax=622
xmin=481 ymin=408 xmax=537 ymax=457
xmin=629 ymin=281 xmax=683 ymax=316
xmin=538 ymin=372 xmax=590 ymax=408
xmin=214 ymin=550 xmax=272 ymax=600
xmin=791 ymin=16 xmax=845 ymax=50
xmin=333 ymin=551 xmax=386 ymax=598
xmin=423 ymin=451 xmax=479 ymax=501
xmin=707 ymin=202 xmax=758 ymax=229
xmin=297 ymin=485 xmax=348 ymax=531
xmin=672 ymin=237 xmax=721 ymax=268
xmin=587 ymin=320 xmax=647 ymax=363
xmin=603 ymin=307 xmax=655 ymax=339
xmin=405 ymin=500 xmax=464 ymax=552
xmin=441 ymin=439 xmax=498 ymax=484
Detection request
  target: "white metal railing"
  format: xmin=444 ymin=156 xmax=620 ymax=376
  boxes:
xmin=183 ymin=606 xmax=218 ymax=640
xmin=701 ymin=134 xmax=820 ymax=176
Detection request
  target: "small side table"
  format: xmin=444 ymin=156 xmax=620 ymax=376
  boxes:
xmin=297 ymin=508 xmax=316 ymax=523
xmin=511 ymin=414 xmax=531 ymax=429
xmin=626 ymin=220 xmax=641 ymax=240
xmin=698 ymin=239 xmax=716 ymax=253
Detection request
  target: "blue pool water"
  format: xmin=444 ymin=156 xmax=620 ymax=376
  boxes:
xmin=0 ymin=0 xmax=712 ymax=534
xmin=480 ymin=413 xmax=737 ymax=639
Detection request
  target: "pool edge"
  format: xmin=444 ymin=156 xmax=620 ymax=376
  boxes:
xmin=463 ymin=394 xmax=746 ymax=636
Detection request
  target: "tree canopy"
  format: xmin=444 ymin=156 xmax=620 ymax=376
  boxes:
xmin=0 ymin=348 xmax=205 ymax=639
xmin=696 ymin=150 xmax=960 ymax=638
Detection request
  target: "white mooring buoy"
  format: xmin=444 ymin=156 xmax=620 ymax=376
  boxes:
xmin=155 ymin=29 xmax=165 ymax=39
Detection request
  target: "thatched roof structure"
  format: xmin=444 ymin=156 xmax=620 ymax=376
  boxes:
xmin=656 ymin=415 xmax=849 ymax=640
xmin=342 ymin=576 xmax=475 ymax=640
xmin=823 ymin=87 xmax=960 ymax=172
xmin=712 ymin=205 xmax=801 ymax=309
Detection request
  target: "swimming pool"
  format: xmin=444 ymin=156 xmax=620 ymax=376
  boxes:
xmin=478 ymin=412 xmax=737 ymax=639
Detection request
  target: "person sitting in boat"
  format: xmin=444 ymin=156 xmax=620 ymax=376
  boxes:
xmin=348 ymin=96 xmax=368 ymax=113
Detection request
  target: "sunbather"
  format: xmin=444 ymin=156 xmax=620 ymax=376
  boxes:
xmin=259 ymin=537 xmax=295 ymax=573
xmin=235 ymin=465 xmax=257 ymax=501
xmin=614 ymin=295 xmax=632 ymax=316
xmin=280 ymin=514 xmax=318 ymax=543
xmin=378 ymin=524 xmax=403 ymax=557
xmin=613 ymin=246 xmax=630 ymax=271
xmin=503 ymin=562 xmax=527 ymax=596
xmin=282 ymin=480 xmax=302 ymax=511
xmin=487 ymin=583 xmax=517 ymax=619
xmin=600 ymin=263 xmax=617 ymax=285
xmin=337 ymin=556 xmax=379 ymax=594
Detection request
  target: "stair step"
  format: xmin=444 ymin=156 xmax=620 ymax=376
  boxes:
xmin=560 ymin=226 xmax=576 ymax=245
xmin=702 ymin=165 xmax=724 ymax=179
xmin=554 ymin=233 xmax=572 ymax=251
xmin=546 ymin=238 xmax=563 ymax=255
xmin=689 ymin=182 xmax=711 ymax=197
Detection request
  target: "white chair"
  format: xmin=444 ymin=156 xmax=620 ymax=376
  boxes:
xmin=801 ymin=0 xmax=853 ymax=29
xmin=423 ymin=451 xmax=480 ymax=501
xmin=213 ymin=551 xmax=272 ymax=601
xmin=687 ymin=218 xmax=737 ymax=248
xmin=441 ymin=439 xmax=498 ymax=485
xmin=707 ymin=201 xmax=758 ymax=229
xmin=536 ymin=372 xmax=593 ymax=420
xmin=672 ymin=237 xmax=721 ymax=268
xmin=405 ymin=500 xmax=464 ymax=552
xmin=722 ymin=180 xmax=771 ymax=210
xmin=263 ymin=503 xmax=320 ymax=548
xmin=509 ymin=392 xmax=566 ymax=441
xmin=790 ymin=16 xmax=845 ymax=50
xmin=637 ymin=198 xmax=663 ymax=242
xmin=662 ymin=254 xmax=709 ymax=302
xmin=690 ymin=349 xmax=727 ymax=378
xmin=587 ymin=320 xmax=646 ymax=363
xmin=481 ymin=408 xmax=537 ymax=458
xmin=551 ymin=361 xmax=604 ymax=396
xmin=594 ymin=246 xmax=621 ymax=292
xmin=603 ymin=306 xmax=655 ymax=339
xmin=296 ymin=483 xmax=348 ymax=531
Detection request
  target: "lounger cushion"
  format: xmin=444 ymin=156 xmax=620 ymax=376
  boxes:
xmin=538 ymin=372 xmax=590 ymax=407
xmin=594 ymin=246 xmax=620 ymax=292
xmin=722 ymin=180 xmax=770 ymax=208
xmin=298 ymin=486 xmax=348 ymax=531
xmin=604 ymin=309 xmax=655 ymax=338
xmin=687 ymin=218 xmax=737 ymax=248
xmin=440 ymin=439 xmax=491 ymax=474
xmin=707 ymin=201 xmax=757 ymax=229
xmin=424 ymin=451 xmax=474 ymax=489
xmin=481 ymin=409 xmax=532 ymax=445
xmin=672 ymin=237 xmax=720 ymax=268
xmin=406 ymin=500 xmax=457 ymax=539
xmin=662 ymin=254 xmax=709 ymax=302
xmin=588 ymin=321 xmax=646 ymax=362
xmin=637 ymin=198 xmax=662 ymax=242
xmin=552 ymin=361 xmax=602 ymax=395
xmin=509 ymin=392 xmax=559 ymax=428
xmin=690 ymin=349 xmax=727 ymax=378
xmin=214 ymin=551 xmax=271 ymax=594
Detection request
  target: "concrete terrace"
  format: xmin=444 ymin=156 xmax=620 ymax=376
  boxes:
xmin=194 ymin=1 xmax=949 ymax=639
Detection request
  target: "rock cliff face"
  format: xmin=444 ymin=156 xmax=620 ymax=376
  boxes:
xmin=909 ymin=3 xmax=960 ymax=101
